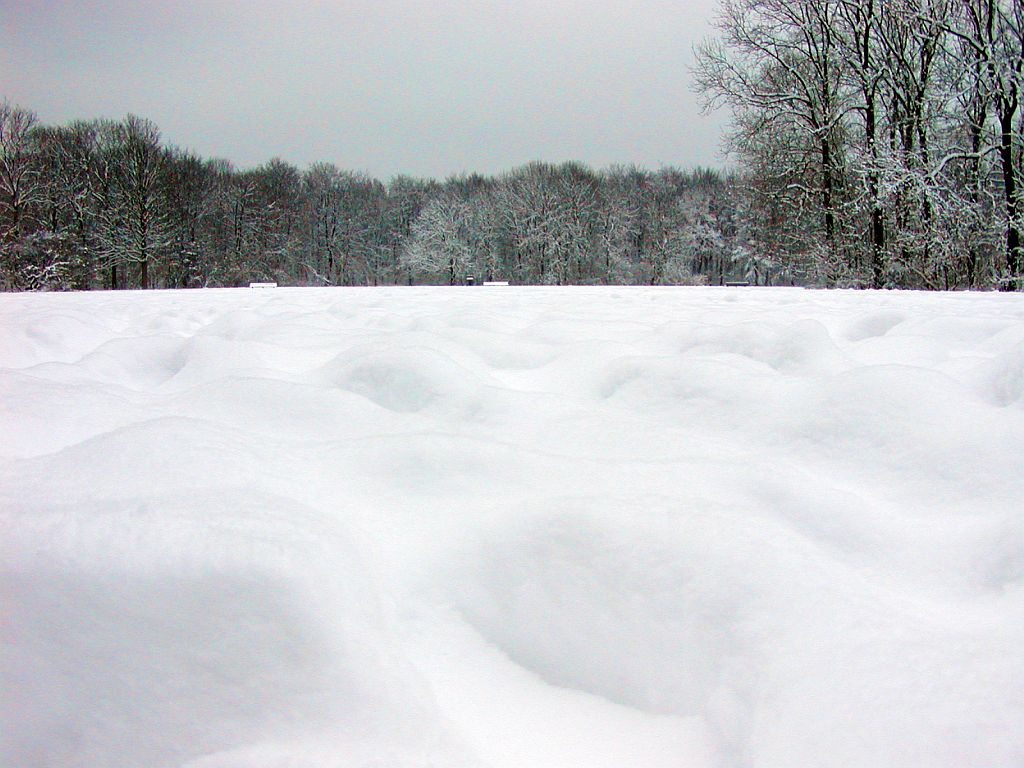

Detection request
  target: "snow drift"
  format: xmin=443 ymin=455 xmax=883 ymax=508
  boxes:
xmin=2 ymin=286 xmax=1023 ymax=768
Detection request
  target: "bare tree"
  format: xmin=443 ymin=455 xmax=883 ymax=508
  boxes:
xmin=948 ymin=0 xmax=1024 ymax=286
xmin=402 ymin=194 xmax=473 ymax=284
xmin=696 ymin=0 xmax=851 ymax=265
xmin=0 ymin=101 xmax=41 ymax=244
xmin=104 ymin=115 xmax=169 ymax=288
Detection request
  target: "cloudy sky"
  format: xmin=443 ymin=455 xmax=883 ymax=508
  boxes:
xmin=1 ymin=0 xmax=727 ymax=179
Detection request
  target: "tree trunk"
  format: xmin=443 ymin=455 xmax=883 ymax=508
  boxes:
xmin=865 ymin=102 xmax=884 ymax=287
xmin=821 ymin=137 xmax=836 ymax=247
xmin=967 ymin=117 xmax=985 ymax=287
xmin=999 ymin=110 xmax=1022 ymax=286
xmin=140 ymin=203 xmax=150 ymax=289
xmin=917 ymin=121 xmax=934 ymax=285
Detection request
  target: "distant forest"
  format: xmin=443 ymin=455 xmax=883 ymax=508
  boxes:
xmin=0 ymin=103 xmax=751 ymax=292
xmin=1 ymin=0 xmax=1023 ymax=292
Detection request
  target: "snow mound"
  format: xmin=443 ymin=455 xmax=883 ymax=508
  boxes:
xmin=2 ymin=286 xmax=1024 ymax=768
xmin=1 ymin=490 xmax=467 ymax=768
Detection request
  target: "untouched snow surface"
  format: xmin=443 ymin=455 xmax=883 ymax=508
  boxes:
xmin=2 ymin=286 xmax=1024 ymax=768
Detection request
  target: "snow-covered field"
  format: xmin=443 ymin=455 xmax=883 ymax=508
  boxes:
xmin=2 ymin=286 xmax=1023 ymax=768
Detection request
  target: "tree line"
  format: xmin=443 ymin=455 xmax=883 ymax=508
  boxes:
xmin=696 ymin=0 xmax=1024 ymax=289
xmin=0 ymin=101 xmax=756 ymax=291
xmin=4 ymin=0 xmax=1022 ymax=293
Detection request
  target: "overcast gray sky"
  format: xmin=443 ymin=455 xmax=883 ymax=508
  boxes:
xmin=1 ymin=0 xmax=727 ymax=179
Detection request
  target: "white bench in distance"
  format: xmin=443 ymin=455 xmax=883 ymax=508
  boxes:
xmin=249 ymin=282 xmax=278 ymax=289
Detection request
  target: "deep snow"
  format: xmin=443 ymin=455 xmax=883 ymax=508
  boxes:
xmin=1 ymin=286 xmax=1023 ymax=768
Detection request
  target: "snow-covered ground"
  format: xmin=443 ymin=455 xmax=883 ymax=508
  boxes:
xmin=2 ymin=286 xmax=1023 ymax=768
